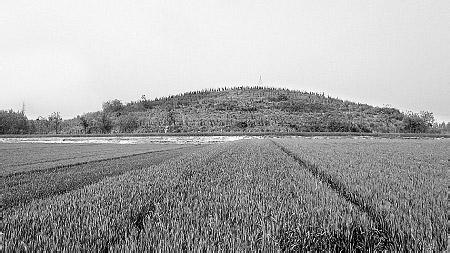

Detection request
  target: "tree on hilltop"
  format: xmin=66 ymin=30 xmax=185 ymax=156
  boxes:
xmin=103 ymin=99 xmax=124 ymax=115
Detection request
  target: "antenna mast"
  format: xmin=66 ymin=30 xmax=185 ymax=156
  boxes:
xmin=258 ymin=75 xmax=263 ymax=86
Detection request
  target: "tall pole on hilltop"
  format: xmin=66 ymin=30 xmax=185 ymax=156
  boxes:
xmin=258 ymin=75 xmax=263 ymax=87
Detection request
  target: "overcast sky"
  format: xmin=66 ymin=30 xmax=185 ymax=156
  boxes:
xmin=1 ymin=0 xmax=449 ymax=122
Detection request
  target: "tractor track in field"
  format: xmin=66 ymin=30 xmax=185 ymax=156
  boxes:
xmin=270 ymin=139 xmax=417 ymax=250
xmin=1 ymin=146 xmax=195 ymax=179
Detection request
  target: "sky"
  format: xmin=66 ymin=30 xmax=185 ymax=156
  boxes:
xmin=1 ymin=0 xmax=449 ymax=122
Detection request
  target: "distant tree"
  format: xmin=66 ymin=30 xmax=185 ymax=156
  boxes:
xmin=48 ymin=112 xmax=62 ymax=134
xmin=402 ymin=111 xmax=434 ymax=133
xmin=78 ymin=115 xmax=89 ymax=134
xmin=103 ymin=99 xmax=124 ymax=114
xmin=0 ymin=110 xmax=29 ymax=134
xmin=27 ymin=120 xmax=37 ymax=134
xmin=100 ymin=113 xmax=113 ymax=133
xmin=33 ymin=116 xmax=50 ymax=134
xmin=167 ymin=110 xmax=176 ymax=126
xmin=140 ymin=95 xmax=152 ymax=110
xmin=419 ymin=111 xmax=434 ymax=127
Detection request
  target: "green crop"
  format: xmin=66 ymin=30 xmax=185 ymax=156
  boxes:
xmin=274 ymin=137 xmax=449 ymax=251
xmin=0 ymin=143 xmax=184 ymax=176
xmin=2 ymin=138 xmax=447 ymax=251
xmin=1 ymin=146 xmax=197 ymax=211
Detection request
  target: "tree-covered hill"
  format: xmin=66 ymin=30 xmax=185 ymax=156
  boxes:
xmin=1 ymin=86 xmax=446 ymax=134
xmin=63 ymin=86 xmax=440 ymax=134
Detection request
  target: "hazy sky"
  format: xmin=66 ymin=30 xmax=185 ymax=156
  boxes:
xmin=1 ymin=1 xmax=449 ymax=122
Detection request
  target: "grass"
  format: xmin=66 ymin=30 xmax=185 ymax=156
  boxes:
xmin=1 ymin=138 xmax=447 ymax=251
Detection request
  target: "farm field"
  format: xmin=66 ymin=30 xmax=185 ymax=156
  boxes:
xmin=1 ymin=138 xmax=448 ymax=251
xmin=0 ymin=143 xmax=185 ymax=176
xmin=273 ymin=137 xmax=449 ymax=251
xmin=1 ymin=144 xmax=202 ymax=211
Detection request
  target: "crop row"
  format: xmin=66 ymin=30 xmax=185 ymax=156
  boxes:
xmin=274 ymin=137 xmax=449 ymax=251
xmin=1 ymin=147 xmax=199 ymax=211
xmin=2 ymin=139 xmax=391 ymax=251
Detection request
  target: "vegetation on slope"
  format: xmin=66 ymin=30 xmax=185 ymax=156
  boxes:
xmin=2 ymin=87 xmax=447 ymax=134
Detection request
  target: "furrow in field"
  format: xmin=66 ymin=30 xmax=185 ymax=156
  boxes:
xmin=271 ymin=139 xmax=412 ymax=249
xmin=272 ymin=138 xmax=448 ymax=252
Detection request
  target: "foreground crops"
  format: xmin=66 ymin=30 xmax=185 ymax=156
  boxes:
xmin=3 ymin=139 xmax=390 ymax=251
xmin=2 ymin=138 xmax=447 ymax=251
xmin=274 ymin=137 xmax=449 ymax=252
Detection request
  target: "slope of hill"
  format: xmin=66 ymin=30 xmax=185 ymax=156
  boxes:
xmin=61 ymin=87 xmax=413 ymax=134
xmin=3 ymin=86 xmax=441 ymax=135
